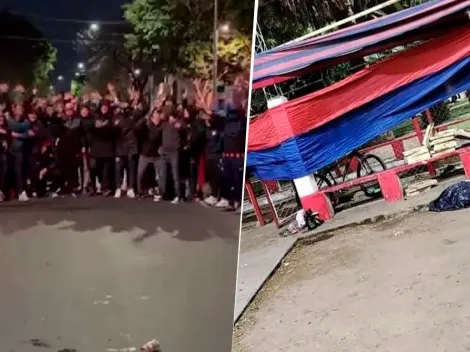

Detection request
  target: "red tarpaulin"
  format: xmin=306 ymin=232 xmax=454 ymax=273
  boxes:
xmin=248 ymin=26 xmax=470 ymax=152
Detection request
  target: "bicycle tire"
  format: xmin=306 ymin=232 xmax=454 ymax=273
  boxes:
xmin=356 ymin=154 xmax=387 ymax=197
xmin=314 ymin=173 xmax=333 ymax=189
xmin=314 ymin=173 xmax=340 ymax=207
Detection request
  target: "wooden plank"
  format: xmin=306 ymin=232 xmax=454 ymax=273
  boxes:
xmin=407 ymin=179 xmax=438 ymax=192
xmin=455 ymin=130 xmax=470 ymax=139
xmin=405 ymin=152 xmax=431 ymax=164
xmin=403 ymin=146 xmax=429 ymax=157
xmin=429 ymin=136 xmax=455 ymax=145
xmin=430 ymin=129 xmax=456 ymax=140
xmin=423 ymin=122 xmax=434 ymax=148
xmin=432 ymin=141 xmax=457 ymax=152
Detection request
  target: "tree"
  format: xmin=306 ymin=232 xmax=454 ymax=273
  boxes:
xmin=123 ymin=0 xmax=252 ymax=112
xmin=0 ymin=9 xmax=57 ymax=89
xmin=33 ymin=43 xmax=57 ymax=94
xmin=76 ymin=24 xmax=149 ymax=96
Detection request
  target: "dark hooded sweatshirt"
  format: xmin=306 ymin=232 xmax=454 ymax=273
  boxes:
xmin=90 ymin=112 xmax=114 ymax=158
xmin=113 ymin=109 xmax=140 ymax=157
xmin=56 ymin=115 xmax=83 ymax=159
xmin=135 ymin=117 xmax=162 ymax=158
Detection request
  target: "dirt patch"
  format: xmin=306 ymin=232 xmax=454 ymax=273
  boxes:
xmin=234 ymin=209 xmax=470 ymax=352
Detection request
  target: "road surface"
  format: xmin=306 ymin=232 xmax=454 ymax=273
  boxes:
xmin=0 ymin=197 xmax=240 ymax=352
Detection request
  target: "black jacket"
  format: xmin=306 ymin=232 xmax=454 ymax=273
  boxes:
xmin=223 ymin=110 xmax=246 ymax=154
xmin=0 ymin=123 xmax=9 ymax=154
xmin=186 ymin=118 xmax=206 ymax=158
xmin=40 ymin=112 xmax=63 ymax=142
xmin=56 ymin=116 xmax=83 ymax=158
xmin=113 ymin=111 xmax=139 ymax=157
xmin=135 ymin=118 xmax=162 ymax=158
xmin=90 ymin=113 xmax=114 ymax=158
xmin=25 ymin=119 xmax=46 ymax=156
xmin=206 ymin=121 xmax=223 ymax=158
xmin=80 ymin=115 xmax=95 ymax=150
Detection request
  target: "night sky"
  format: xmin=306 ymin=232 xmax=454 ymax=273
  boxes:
xmin=2 ymin=0 xmax=127 ymax=89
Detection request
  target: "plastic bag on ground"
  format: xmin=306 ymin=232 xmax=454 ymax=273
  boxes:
xmin=429 ymin=180 xmax=470 ymax=212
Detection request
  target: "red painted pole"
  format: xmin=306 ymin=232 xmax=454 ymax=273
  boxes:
xmin=245 ymin=178 xmax=266 ymax=227
xmin=260 ymin=180 xmax=280 ymax=228
xmin=412 ymin=116 xmax=424 ymax=143
xmin=425 ymin=109 xmax=434 ymax=124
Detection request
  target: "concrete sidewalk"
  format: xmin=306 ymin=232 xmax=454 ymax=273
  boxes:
xmin=234 ymin=175 xmax=465 ymax=322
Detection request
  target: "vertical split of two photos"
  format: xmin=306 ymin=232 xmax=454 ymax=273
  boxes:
xmin=0 ymin=0 xmax=252 ymax=351
xmin=236 ymin=0 xmax=470 ymax=351
xmin=1 ymin=0 xmax=469 ymax=351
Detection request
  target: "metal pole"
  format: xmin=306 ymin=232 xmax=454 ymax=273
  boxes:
xmin=279 ymin=0 xmax=401 ymax=47
xmin=213 ymin=0 xmax=218 ymax=98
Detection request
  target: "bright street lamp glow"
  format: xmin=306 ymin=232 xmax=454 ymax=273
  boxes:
xmin=78 ymin=62 xmax=85 ymax=70
xmin=75 ymin=72 xmax=80 ymax=77
xmin=134 ymin=68 xmax=141 ymax=76
xmin=90 ymin=23 xmax=99 ymax=32
xmin=219 ymin=23 xmax=230 ymax=33
xmin=58 ymin=75 xmax=64 ymax=81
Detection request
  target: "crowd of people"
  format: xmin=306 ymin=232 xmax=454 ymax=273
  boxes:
xmin=0 ymin=83 xmax=246 ymax=210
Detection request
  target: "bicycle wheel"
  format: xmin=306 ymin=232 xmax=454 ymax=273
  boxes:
xmin=357 ymin=154 xmax=387 ymax=197
xmin=314 ymin=173 xmax=332 ymax=189
xmin=314 ymin=173 xmax=340 ymax=207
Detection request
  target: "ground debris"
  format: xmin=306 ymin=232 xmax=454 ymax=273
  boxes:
xmin=140 ymin=340 xmax=161 ymax=352
xmin=30 ymin=339 xmax=51 ymax=348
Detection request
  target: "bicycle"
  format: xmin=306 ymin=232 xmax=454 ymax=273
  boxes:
xmin=313 ymin=150 xmax=387 ymax=204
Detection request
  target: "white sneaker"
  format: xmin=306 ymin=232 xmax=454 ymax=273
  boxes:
xmin=204 ymin=196 xmax=217 ymax=206
xmin=51 ymin=192 xmax=59 ymax=198
xmin=19 ymin=191 xmax=30 ymax=202
xmin=215 ymin=198 xmax=229 ymax=208
xmin=171 ymin=197 xmax=180 ymax=204
xmin=127 ymin=189 xmax=136 ymax=199
xmin=114 ymin=189 xmax=122 ymax=198
xmin=153 ymin=195 xmax=162 ymax=202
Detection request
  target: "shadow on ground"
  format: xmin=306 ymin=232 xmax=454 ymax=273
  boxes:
xmin=0 ymin=197 xmax=240 ymax=243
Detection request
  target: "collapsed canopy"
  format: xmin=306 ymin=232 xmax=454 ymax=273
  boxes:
xmin=247 ymin=26 xmax=470 ymax=180
xmin=253 ymin=0 xmax=470 ymax=89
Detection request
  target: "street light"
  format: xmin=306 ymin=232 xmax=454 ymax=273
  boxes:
xmin=219 ymin=23 xmax=230 ymax=33
xmin=75 ymin=72 xmax=80 ymax=77
xmin=78 ymin=62 xmax=85 ymax=70
xmin=58 ymin=75 xmax=64 ymax=81
xmin=90 ymin=23 xmax=99 ymax=32
xmin=134 ymin=68 xmax=141 ymax=76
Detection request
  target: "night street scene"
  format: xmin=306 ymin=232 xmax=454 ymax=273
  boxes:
xmin=0 ymin=0 xmax=253 ymax=350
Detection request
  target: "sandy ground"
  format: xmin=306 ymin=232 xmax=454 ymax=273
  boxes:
xmin=233 ymin=209 xmax=470 ymax=352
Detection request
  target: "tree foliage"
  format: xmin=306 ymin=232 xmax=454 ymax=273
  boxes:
xmin=33 ymin=43 xmax=57 ymax=94
xmin=76 ymin=25 xmax=149 ymax=95
xmin=122 ymin=0 xmax=252 ymax=111
xmin=0 ymin=9 xmax=57 ymax=89
xmin=123 ymin=0 xmax=252 ymax=81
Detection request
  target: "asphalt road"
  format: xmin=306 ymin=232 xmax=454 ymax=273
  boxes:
xmin=0 ymin=197 xmax=241 ymax=352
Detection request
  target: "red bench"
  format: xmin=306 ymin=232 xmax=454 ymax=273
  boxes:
xmin=310 ymin=146 xmax=470 ymax=221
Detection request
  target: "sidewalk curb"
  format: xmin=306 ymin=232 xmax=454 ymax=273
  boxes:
xmin=234 ymin=203 xmax=429 ymax=324
xmin=234 ymin=240 xmax=297 ymax=324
